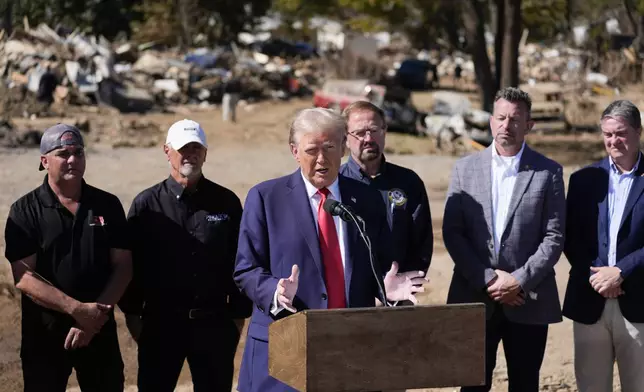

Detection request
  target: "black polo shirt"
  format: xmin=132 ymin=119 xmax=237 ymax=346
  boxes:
xmin=340 ymin=155 xmax=433 ymax=272
xmin=122 ymin=175 xmax=252 ymax=319
xmin=4 ymin=176 xmax=129 ymax=334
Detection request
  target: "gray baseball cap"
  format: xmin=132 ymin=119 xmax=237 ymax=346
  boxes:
xmin=38 ymin=124 xmax=84 ymax=171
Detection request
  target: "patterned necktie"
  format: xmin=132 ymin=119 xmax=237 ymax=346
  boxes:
xmin=317 ymin=188 xmax=346 ymax=308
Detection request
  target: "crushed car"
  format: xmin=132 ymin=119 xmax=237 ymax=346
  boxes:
xmin=312 ymin=79 xmax=425 ymax=134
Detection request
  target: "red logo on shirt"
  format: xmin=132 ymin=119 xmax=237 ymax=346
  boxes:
xmin=89 ymin=216 xmax=106 ymax=226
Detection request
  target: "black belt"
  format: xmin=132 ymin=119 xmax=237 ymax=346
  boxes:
xmin=143 ymin=306 xmax=228 ymax=320
xmin=187 ymin=308 xmax=219 ymax=319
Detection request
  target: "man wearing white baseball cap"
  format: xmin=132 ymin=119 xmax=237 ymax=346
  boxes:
xmin=121 ymin=119 xmax=252 ymax=391
xmin=165 ymin=118 xmax=208 ymax=149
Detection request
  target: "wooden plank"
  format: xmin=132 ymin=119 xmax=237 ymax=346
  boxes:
xmin=269 ymin=312 xmax=308 ymax=391
xmin=532 ymin=101 xmax=564 ymax=112
xmin=300 ymin=304 xmax=486 ymax=391
xmin=532 ymin=121 xmax=567 ymax=132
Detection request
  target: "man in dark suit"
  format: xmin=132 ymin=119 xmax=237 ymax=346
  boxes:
xmin=234 ymin=108 xmax=427 ymax=392
xmin=563 ymin=99 xmax=644 ymax=392
xmin=443 ymin=87 xmax=566 ymax=392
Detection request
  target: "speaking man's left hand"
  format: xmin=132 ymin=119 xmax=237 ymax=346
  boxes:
xmin=384 ymin=262 xmax=428 ymax=304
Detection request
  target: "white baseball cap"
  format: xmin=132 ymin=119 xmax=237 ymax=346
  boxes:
xmin=166 ymin=119 xmax=208 ymax=150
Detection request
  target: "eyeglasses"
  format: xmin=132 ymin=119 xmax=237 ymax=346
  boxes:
xmin=348 ymin=128 xmax=384 ymax=141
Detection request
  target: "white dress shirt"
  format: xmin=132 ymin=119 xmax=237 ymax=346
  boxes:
xmin=271 ymin=173 xmax=348 ymax=314
xmin=491 ymin=143 xmax=525 ymax=256
xmin=607 ymin=155 xmax=640 ymax=267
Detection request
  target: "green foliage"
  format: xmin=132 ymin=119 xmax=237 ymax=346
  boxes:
xmin=0 ymin=0 xmax=142 ymax=39
xmin=0 ymin=0 xmax=269 ymax=44
xmin=200 ymin=0 xmax=272 ymax=42
xmin=272 ymin=0 xmax=407 ymax=30
xmin=132 ymin=0 xmax=272 ymax=45
xmin=402 ymin=1 xmax=464 ymax=49
xmin=130 ymin=0 xmax=178 ymax=44
xmin=0 ymin=0 xmax=640 ymax=48
xmin=522 ymin=0 xmax=568 ymax=42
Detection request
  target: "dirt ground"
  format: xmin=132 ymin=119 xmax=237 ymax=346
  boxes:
xmin=0 ymin=94 xmax=621 ymax=391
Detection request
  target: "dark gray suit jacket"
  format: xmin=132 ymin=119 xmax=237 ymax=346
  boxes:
xmin=443 ymin=144 xmax=565 ymax=325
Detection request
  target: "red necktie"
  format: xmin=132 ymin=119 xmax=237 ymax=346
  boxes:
xmin=317 ymin=188 xmax=346 ymax=308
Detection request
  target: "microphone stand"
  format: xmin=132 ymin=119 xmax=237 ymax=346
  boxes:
xmin=337 ymin=204 xmax=391 ymax=307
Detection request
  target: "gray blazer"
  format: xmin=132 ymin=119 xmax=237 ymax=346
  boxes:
xmin=443 ymin=144 xmax=565 ymax=324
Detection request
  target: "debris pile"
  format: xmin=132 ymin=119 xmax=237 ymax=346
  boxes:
xmin=107 ymin=119 xmax=163 ymax=148
xmin=0 ymin=22 xmax=324 ymax=118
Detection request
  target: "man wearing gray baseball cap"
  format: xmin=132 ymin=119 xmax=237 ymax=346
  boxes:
xmin=4 ymin=123 xmax=132 ymax=391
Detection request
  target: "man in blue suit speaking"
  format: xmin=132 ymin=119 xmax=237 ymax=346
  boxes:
xmin=563 ymin=100 xmax=644 ymax=391
xmin=234 ymin=108 xmax=427 ymax=392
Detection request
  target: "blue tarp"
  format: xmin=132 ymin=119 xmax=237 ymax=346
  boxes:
xmin=184 ymin=52 xmax=218 ymax=69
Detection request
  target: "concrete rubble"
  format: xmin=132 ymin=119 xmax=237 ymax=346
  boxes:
xmin=422 ymin=91 xmax=492 ymax=149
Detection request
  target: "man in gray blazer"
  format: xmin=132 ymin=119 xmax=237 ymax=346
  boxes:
xmin=443 ymin=87 xmax=565 ymax=392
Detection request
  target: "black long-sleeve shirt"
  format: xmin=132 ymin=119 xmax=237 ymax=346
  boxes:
xmin=120 ymin=175 xmax=252 ymax=319
xmin=340 ymin=156 xmax=433 ymax=273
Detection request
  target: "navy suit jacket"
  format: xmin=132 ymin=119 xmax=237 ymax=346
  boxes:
xmin=234 ymin=170 xmax=390 ymax=392
xmin=563 ymin=156 xmax=644 ymax=324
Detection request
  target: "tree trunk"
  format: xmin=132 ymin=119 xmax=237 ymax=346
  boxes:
xmin=640 ymin=15 xmax=644 ymax=55
xmin=500 ymin=0 xmax=521 ymax=88
xmin=3 ymin=0 xmax=12 ymax=36
xmin=566 ymin=0 xmax=573 ymax=40
xmin=622 ymin=0 xmax=644 ymax=53
xmin=623 ymin=0 xmax=638 ymax=36
xmin=463 ymin=0 xmax=496 ymax=112
xmin=177 ymin=0 xmax=192 ymax=50
xmin=444 ymin=4 xmax=462 ymax=50
xmin=494 ymin=0 xmax=504 ymax=91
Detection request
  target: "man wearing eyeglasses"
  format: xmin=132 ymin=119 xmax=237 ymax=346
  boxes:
xmin=4 ymin=124 xmax=132 ymax=391
xmin=340 ymin=101 xmax=433 ymax=277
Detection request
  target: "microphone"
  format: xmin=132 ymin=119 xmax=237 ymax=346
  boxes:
xmin=322 ymin=198 xmax=356 ymax=223
xmin=322 ymin=198 xmax=390 ymax=307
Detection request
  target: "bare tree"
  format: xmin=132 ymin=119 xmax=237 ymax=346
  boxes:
xmin=623 ymin=0 xmax=643 ymax=52
xmin=3 ymin=0 xmax=12 ymax=36
xmin=494 ymin=0 xmax=505 ymax=91
xmin=463 ymin=0 xmax=496 ymax=112
xmin=176 ymin=0 xmax=194 ymax=49
xmin=566 ymin=0 xmax=573 ymax=39
xmin=500 ymin=0 xmax=521 ymax=88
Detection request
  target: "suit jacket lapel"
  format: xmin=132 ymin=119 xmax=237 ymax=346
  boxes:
xmin=339 ymin=176 xmax=357 ymax=305
xmin=503 ymin=146 xmax=535 ymax=230
xmin=287 ymin=171 xmax=324 ymax=279
xmin=598 ymin=158 xmax=610 ymax=244
xmin=478 ymin=147 xmax=494 ymax=235
xmin=619 ymin=154 xmax=644 ymax=231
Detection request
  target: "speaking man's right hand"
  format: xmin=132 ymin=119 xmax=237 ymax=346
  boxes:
xmin=276 ymin=264 xmax=299 ymax=313
xmin=71 ymin=302 xmax=111 ymax=334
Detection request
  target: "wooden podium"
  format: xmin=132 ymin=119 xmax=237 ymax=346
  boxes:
xmin=268 ymin=303 xmax=485 ymax=391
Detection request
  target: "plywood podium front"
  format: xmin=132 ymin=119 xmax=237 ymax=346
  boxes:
xmin=268 ymin=303 xmax=486 ymax=391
